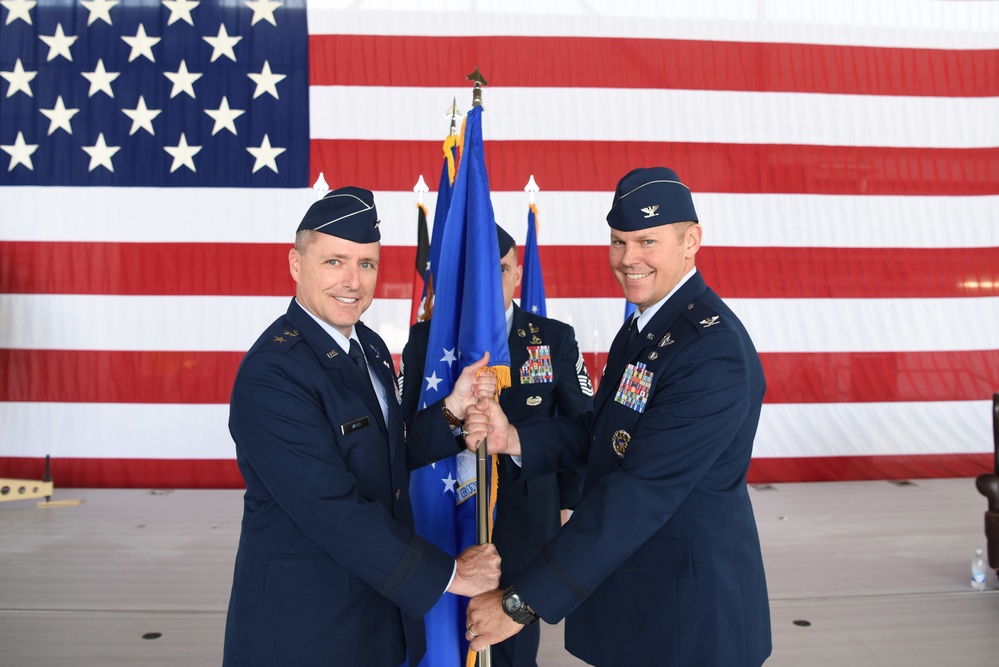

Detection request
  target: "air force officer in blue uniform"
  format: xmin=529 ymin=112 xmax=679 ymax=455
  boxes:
xmin=223 ymin=187 xmax=501 ymax=667
xmin=464 ymin=168 xmax=772 ymax=666
xmin=400 ymin=224 xmax=593 ymax=667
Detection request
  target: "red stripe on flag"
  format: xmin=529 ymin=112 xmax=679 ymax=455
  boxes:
xmin=0 ymin=453 xmax=987 ymax=489
xmin=6 ymin=349 xmax=997 ymax=404
xmin=582 ymin=350 xmax=999 ymax=403
xmin=311 ymin=140 xmax=999 ymax=195
xmin=0 ymin=350 xmax=243 ymax=403
xmin=309 ymin=35 xmax=999 ymax=97
xmin=0 ymin=242 xmax=417 ymax=298
xmin=6 ymin=242 xmax=996 ymax=299
xmin=0 ymin=457 xmax=245 ymax=489
xmin=747 ymin=453 xmax=992 ymax=483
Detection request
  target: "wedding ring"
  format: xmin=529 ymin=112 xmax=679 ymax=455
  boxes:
xmin=467 ymin=627 xmax=478 ymax=638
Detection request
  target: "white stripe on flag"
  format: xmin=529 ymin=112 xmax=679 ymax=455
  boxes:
xmin=4 ymin=188 xmax=998 ymax=249
xmin=311 ymin=86 xmax=999 ymax=149
xmin=4 ymin=294 xmax=998 ymax=355
xmin=1 ymin=399 xmax=989 ymax=460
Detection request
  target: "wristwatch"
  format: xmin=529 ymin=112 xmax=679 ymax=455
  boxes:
xmin=501 ymin=586 xmax=539 ymax=625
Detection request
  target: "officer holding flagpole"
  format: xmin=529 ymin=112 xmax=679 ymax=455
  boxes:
xmin=463 ymin=167 xmax=772 ymax=666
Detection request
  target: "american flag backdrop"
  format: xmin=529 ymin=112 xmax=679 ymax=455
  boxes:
xmin=1 ymin=0 xmax=998 ymax=488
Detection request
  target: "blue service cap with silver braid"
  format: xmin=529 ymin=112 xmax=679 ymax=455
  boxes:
xmin=297 ymin=186 xmax=381 ymax=243
xmin=606 ymin=167 xmax=698 ymax=232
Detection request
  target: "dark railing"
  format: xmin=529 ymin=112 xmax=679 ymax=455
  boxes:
xmin=975 ymin=393 xmax=999 ymax=572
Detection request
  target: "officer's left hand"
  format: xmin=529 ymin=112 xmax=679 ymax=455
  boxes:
xmin=445 ymin=352 xmax=495 ymax=420
xmin=465 ymin=589 xmax=524 ymax=652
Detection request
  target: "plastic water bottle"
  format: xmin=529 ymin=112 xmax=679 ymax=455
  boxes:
xmin=971 ymin=549 xmax=986 ymax=591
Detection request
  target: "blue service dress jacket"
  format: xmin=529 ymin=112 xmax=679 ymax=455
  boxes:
xmin=513 ymin=273 xmax=772 ymax=667
xmin=223 ymin=299 xmax=463 ymax=667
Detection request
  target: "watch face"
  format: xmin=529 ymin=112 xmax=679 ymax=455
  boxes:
xmin=503 ymin=594 xmax=520 ymax=613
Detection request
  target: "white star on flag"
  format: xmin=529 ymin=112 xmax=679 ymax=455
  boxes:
xmin=81 ymin=59 xmax=119 ymax=98
xmin=82 ymin=133 xmax=121 ymax=172
xmin=204 ymin=23 xmax=241 ymax=62
xmin=1 ymin=131 xmax=38 ymax=171
xmin=162 ymin=0 xmax=199 ymax=26
xmin=246 ymin=134 xmax=284 ymax=173
xmin=424 ymin=371 xmax=442 ymax=392
xmin=39 ymin=23 xmax=77 ymax=62
xmin=122 ymin=96 xmax=161 ymax=136
xmin=247 ymin=61 xmax=285 ymax=99
xmin=2 ymin=0 xmax=34 ymax=26
xmin=122 ymin=24 xmax=160 ymax=63
xmin=81 ymin=0 xmax=118 ymax=26
xmin=163 ymin=60 xmax=201 ymax=99
xmin=245 ymin=0 xmax=281 ymax=27
xmin=40 ymin=95 xmax=79 ymax=135
xmin=440 ymin=348 xmax=457 ymax=366
xmin=2 ymin=58 xmax=37 ymax=97
xmin=205 ymin=96 xmax=245 ymax=136
xmin=441 ymin=472 xmax=456 ymax=495
xmin=164 ymin=133 xmax=202 ymax=173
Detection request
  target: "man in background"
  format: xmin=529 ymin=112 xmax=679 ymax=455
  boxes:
xmin=400 ymin=223 xmax=593 ymax=667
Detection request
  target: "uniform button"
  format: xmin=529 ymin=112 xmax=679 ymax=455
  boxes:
xmin=687 ymin=303 xmax=694 ymax=310
xmin=395 ymin=489 xmax=401 ymax=501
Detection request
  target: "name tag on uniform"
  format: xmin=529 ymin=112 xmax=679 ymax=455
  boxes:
xmin=340 ymin=416 xmax=370 ymax=435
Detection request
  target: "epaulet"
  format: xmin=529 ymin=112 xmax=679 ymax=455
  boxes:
xmin=265 ymin=324 xmax=303 ymax=350
xmin=680 ymin=300 xmax=727 ymax=336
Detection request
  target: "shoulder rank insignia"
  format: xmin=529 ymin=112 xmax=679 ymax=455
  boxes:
xmin=283 ymin=330 xmax=299 ymax=337
xmin=612 ymin=430 xmax=631 ymax=458
xmin=658 ymin=333 xmax=674 ymax=347
xmin=699 ymin=315 xmax=721 ymax=328
xmin=273 ymin=336 xmax=286 ymax=343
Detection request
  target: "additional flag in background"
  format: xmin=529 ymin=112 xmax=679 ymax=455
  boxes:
xmin=624 ymin=301 xmax=637 ymax=322
xmin=422 ymin=132 xmax=462 ymax=321
xmin=2 ymin=3 xmax=998 ymax=489
xmin=409 ymin=197 xmax=430 ymax=325
xmin=409 ymin=103 xmax=510 ymax=667
xmin=520 ymin=202 xmax=547 ymax=317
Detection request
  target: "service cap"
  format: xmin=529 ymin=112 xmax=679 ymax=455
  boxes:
xmin=496 ymin=223 xmax=515 ymax=258
xmin=297 ymin=186 xmax=381 ymax=243
xmin=606 ymin=167 xmax=698 ymax=231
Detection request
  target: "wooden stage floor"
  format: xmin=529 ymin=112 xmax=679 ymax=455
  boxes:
xmin=1 ymin=478 xmax=997 ymax=666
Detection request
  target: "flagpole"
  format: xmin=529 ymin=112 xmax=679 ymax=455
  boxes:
xmin=468 ymin=66 xmax=493 ymax=667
